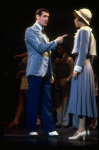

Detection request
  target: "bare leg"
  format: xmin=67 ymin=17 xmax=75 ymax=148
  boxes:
xmin=7 ymin=90 xmax=26 ymax=127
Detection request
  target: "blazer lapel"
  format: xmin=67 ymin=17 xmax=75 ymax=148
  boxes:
xmin=39 ymin=31 xmax=49 ymax=43
xmin=32 ymin=24 xmax=49 ymax=43
xmin=32 ymin=23 xmax=51 ymax=55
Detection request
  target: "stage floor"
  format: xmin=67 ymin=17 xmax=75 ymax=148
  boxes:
xmin=4 ymin=128 xmax=98 ymax=147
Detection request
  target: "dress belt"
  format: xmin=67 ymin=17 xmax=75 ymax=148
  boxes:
xmin=83 ymin=58 xmax=90 ymax=67
xmin=73 ymin=53 xmax=92 ymax=59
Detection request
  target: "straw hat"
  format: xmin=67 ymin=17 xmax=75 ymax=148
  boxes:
xmin=74 ymin=8 xmax=92 ymax=25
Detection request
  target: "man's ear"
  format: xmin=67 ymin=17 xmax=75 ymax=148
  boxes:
xmin=36 ymin=15 xmax=40 ymax=20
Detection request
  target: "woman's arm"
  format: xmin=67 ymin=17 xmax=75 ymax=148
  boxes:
xmin=73 ymin=29 xmax=89 ymax=79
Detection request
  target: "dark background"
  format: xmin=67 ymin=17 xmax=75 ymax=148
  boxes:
xmin=3 ymin=2 xmax=98 ymax=124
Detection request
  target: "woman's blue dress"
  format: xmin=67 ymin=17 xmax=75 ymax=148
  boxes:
xmin=68 ymin=26 xmax=97 ymax=118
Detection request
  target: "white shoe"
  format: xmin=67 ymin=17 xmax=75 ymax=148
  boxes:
xmin=48 ymin=131 xmax=59 ymax=136
xmin=29 ymin=132 xmax=38 ymax=136
xmin=68 ymin=131 xmax=86 ymax=140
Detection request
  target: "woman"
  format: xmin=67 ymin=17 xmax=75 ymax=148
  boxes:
xmin=68 ymin=8 xmax=97 ymax=140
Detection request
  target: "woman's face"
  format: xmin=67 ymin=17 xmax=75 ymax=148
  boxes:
xmin=74 ymin=18 xmax=82 ymax=28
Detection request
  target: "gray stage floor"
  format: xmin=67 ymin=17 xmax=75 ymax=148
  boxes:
xmin=4 ymin=128 xmax=98 ymax=147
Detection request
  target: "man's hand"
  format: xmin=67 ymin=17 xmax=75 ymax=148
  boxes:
xmin=55 ymin=34 xmax=68 ymax=44
xmin=55 ymin=58 xmax=61 ymax=64
xmin=50 ymin=78 xmax=54 ymax=84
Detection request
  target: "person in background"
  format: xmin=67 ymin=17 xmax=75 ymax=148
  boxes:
xmin=53 ymin=44 xmax=74 ymax=128
xmin=68 ymin=8 xmax=97 ymax=140
xmin=7 ymin=52 xmax=28 ymax=128
xmin=90 ymin=57 xmax=98 ymax=129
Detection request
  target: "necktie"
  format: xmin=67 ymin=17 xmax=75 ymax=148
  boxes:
xmin=42 ymin=28 xmax=45 ymax=34
xmin=41 ymin=28 xmax=48 ymax=43
xmin=41 ymin=28 xmax=50 ymax=75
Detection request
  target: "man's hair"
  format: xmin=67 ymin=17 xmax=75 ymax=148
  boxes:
xmin=35 ymin=8 xmax=49 ymax=16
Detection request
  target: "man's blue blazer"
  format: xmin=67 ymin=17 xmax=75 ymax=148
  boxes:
xmin=25 ymin=23 xmax=57 ymax=78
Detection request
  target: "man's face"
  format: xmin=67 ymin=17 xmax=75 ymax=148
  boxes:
xmin=57 ymin=46 xmax=65 ymax=56
xmin=36 ymin=11 xmax=49 ymax=27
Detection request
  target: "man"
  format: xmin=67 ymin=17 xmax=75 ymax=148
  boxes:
xmin=25 ymin=8 xmax=67 ymax=137
xmin=53 ymin=44 xmax=74 ymax=128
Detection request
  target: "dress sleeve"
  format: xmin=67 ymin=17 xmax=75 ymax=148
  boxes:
xmin=74 ymin=29 xmax=89 ymax=73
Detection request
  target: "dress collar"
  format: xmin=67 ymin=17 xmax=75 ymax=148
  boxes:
xmin=80 ymin=26 xmax=92 ymax=32
xmin=74 ymin=26 xmax=92 ymax=38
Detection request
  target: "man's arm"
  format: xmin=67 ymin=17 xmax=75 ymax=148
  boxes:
xmin=67 ymin=57 xmax=74 ymax=81
xmin=14 ymin=52 xmax=28 ymax=60
xmin=25 ymin=28 xmax=57 ymax=53
xmin=25 ymin=28 xmax=67 ymax=54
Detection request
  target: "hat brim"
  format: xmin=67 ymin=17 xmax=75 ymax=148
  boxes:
xmin=74 ymin=10 xmax=90 ymax=25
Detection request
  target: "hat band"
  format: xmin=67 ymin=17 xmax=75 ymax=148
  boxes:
xmin=79 ymin=10 xmax=91 ymax=21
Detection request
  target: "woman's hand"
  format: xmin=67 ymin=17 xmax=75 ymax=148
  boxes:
xmin=73 ymin=71 xmax=78 ymax=79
